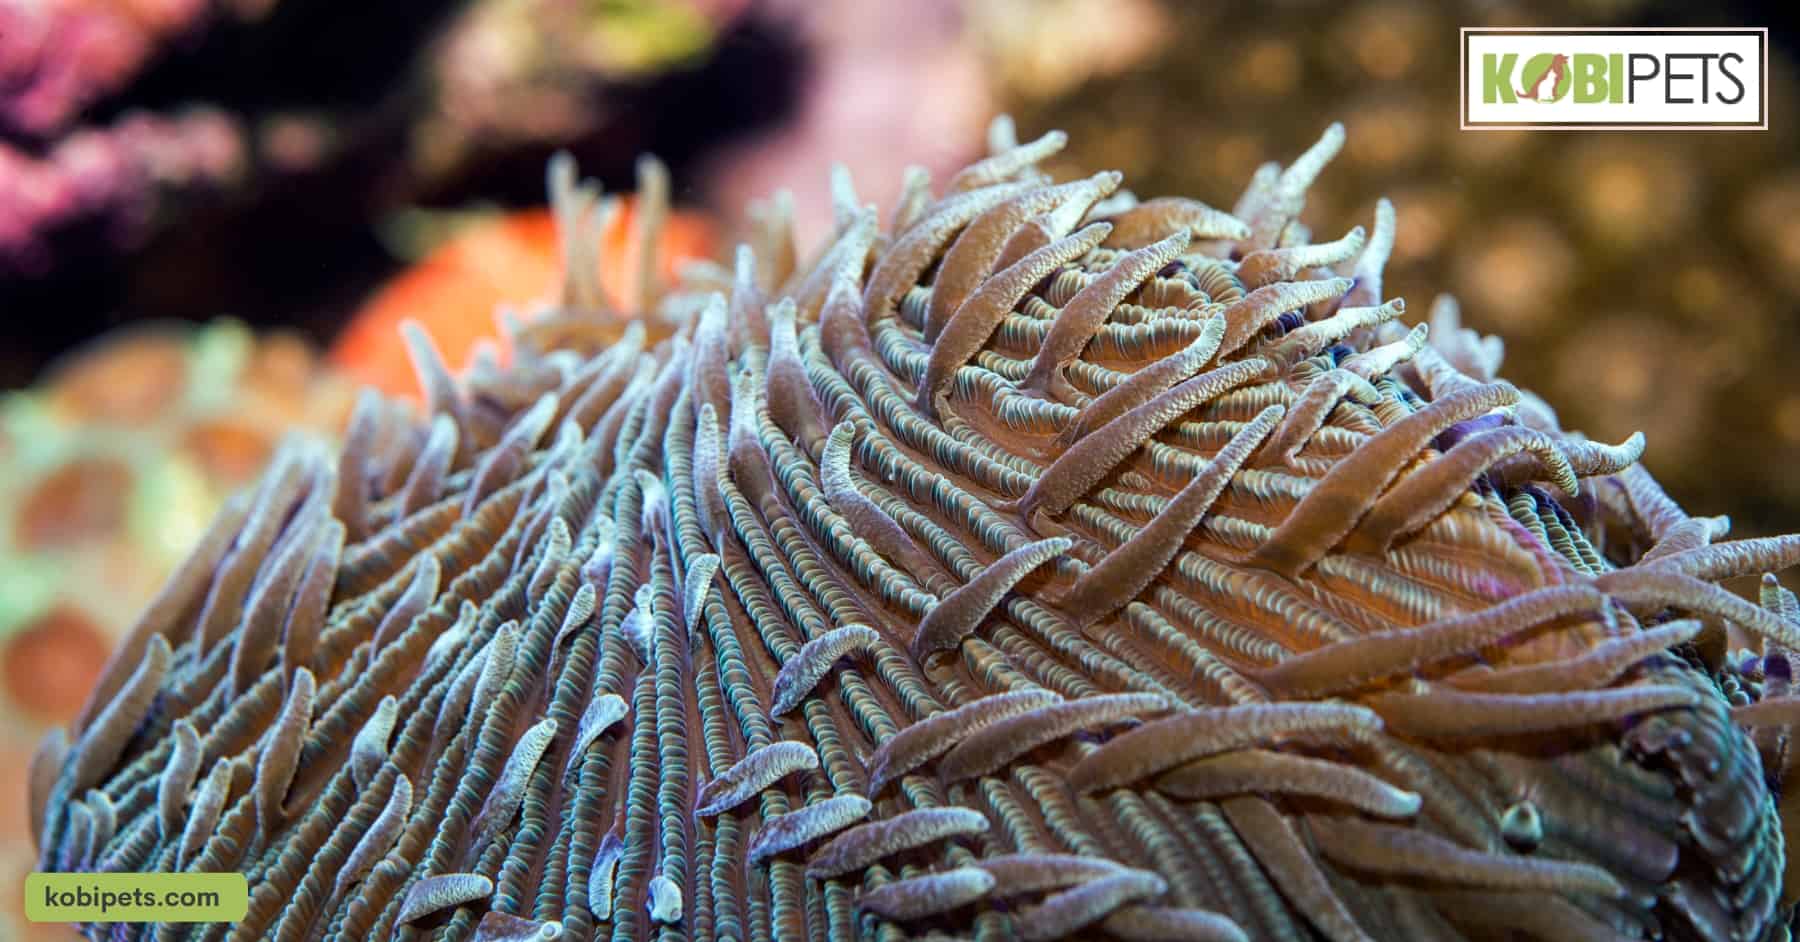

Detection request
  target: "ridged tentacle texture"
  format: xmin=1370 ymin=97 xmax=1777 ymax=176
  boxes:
xmin=36 ymin=122 xmax=1799 ymax=942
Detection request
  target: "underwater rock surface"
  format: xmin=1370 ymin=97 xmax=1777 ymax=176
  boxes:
xmin=31 ymin=120 xmax=1800 ymax=941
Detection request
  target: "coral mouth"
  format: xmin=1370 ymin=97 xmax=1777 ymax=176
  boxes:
xmin=1238 ymin=660 xmax=1786 ymax=941
xmin=1624 ymin=666 xmax=1785 ymax=942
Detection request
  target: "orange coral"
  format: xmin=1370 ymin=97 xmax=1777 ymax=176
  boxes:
xmin=331 ymin=200 xmax=715 ymax=399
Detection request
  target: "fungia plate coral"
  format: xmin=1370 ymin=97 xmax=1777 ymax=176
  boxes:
xmin=28 ymin=119 xmax=1800 ymax=941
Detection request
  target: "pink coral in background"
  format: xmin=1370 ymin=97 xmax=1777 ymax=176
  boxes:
xmin=0 ymin=0 xmax=242 ymax=275
xmin=0 ymin=0 xmax=208 ymax=139
xmin=0 ymin=109 xmax=244 ymax=274
xmin=702 ymin=0 xmax=992 ymax=248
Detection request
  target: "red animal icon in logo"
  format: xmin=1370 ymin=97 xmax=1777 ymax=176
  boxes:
xmin=1520 ymin=53 xmax=1570 ymax=101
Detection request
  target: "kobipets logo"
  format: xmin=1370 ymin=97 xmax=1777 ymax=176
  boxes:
xmin=1462 ymin=28 xmax=1767 ymax=130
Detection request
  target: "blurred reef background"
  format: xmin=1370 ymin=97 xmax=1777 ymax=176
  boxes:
xmin=1 ymin=0 xmax=1796 ymax=937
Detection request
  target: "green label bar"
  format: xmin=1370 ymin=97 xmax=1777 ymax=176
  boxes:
xmin=25 ymin=872 xmax=248 ymax=924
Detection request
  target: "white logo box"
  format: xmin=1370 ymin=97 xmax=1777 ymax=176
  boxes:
xmin=1461 ymin=28 xmax=1767 ymax=130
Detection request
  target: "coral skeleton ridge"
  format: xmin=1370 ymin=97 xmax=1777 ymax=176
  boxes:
xmin=31 ymin=118 xmax=1800 ymax=941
